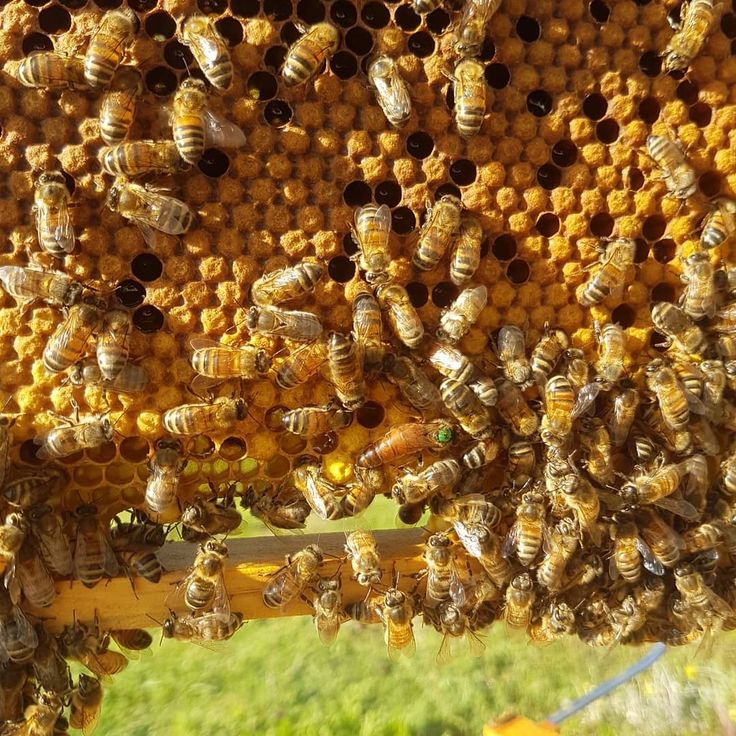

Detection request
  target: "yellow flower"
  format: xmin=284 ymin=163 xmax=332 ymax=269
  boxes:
xmin=683 ymin=665 xmax=698 ymax=680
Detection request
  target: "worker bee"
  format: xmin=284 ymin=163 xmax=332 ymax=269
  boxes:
xmin=283 ymin=22 xmax=339 ymax=87
xmin=502 ymin=491 xmax=548 ymax=567
xmin=368 ymin=55 xmax=411 ymax=128
xmin=449 ymin=215 xmax=483 ymax=286
xmin=0 ymin=512 xmax=27 ymax=564
xmin=682 ymin=522 xmax=722 ymax=554
xmin=69 ymin=674 xmax=103 ymax=735
xmin=356 ymin=419 xmax=455 ymax=468
xmin=95 ymin=308 xmax=131 ymax=381
xmin=414 ymin=195 xmax=462 ymax=272
xmin=274 ymin=337 xmax=329 ymax=388
xmin=180 ymin=539 xmax=230 ymax=617
xmin=15 ymin=51 xmax=86 ymax=89
xmin=384 ymin=356 xmax=442 ymax=414
xmin=503 ymin=573 xmax=536 ymax=630
xmin=674 ymin=563 xmax=734 ymax=619
xmin=246 ymin=305 xmax=323 ymax=342
xmin=181 ymin=490 xmax=241 ymax=539
xmin=536 ymin=518 xmax=579 ymax=592
xmin=471 ymin=375 xmax=502 ymax=405
xmin=0 ymin=265 xmax=82 ymax=309
xmin=608 ymin=386 xmax=639 ymax=446
xmin=162 ymin=397 xmax=247 ymax=436
xmin=99 ymin=66 xmax=144 ymax=145
xmin=144 ymin=438 xmax=186 ymax=520
xmin=594 ymin=321 xmax=625 ymax=385
xmin=559 ymin=475 xmax=602 ymax=545
xmin=83 ymin=8 xmax=138 ymax=89
xmin=43 ymin=298 xmax=105 ymax=374
xmin=377 ymin=588 xmax=418 ymax=660
xmin=108 ymin=628 xmax=153 ymax=653
xmin=454 ymin=0 xmax=501 ymax=57
xmin=721 ymin=447 xmax=736 ymax=495
xmin=464 ymin=526 xmax=512 ymax=587
xmin=8 ymin=537 xmax=55 ymax=608
xmin=163 ymin=610 xmax=243 ymax=642
xmin=375 ymin=282 xmax=425 ymax=348
xmin=73 ymin=505 xmax=119 ymax=588
xmin=638 ymin=509 xmax=685 ymax=570
xmin=437 ymin=285 xmax=487 ymax=344
xmin=496 ymin=325 xmax=532 ymax=388
xmin=621 ymin=457 xmax=700 ymax=519
xmin=32 ymin=627 xmax=72 ymax=695
xmin=461 ymin=434 xmax=501 ymax=469
xmin=392 ymin=458 xmax=462 ymax=505
xmin=99 ymin=140 xmax=181 ymax=178
xmin=701 ymin=196 xmax=736 ymax=249
xmin=34 ymin=413 xmax=112 ymax=460
xmin=110 ymin=517 xmax=165 ymax=583
xmin=450 ymin=58 xmax=487 ymax=138
xmin=506 ymin=440 xmax=536 ymax=486
xmin=189 ymin=337 xmax=271 ymax=393
xmin=578 ymin=417 xmax=614 ymax=486
xmin=495 ymin=378 xmax=539 ymax=436
xmin=310 ymin=578 xmax=347 ymax=646
xmin=327 ymin=331 xmax=365 ymax=410
xmin=9 ymin=691 xmax=63 ymax=736
xmin=426 ymin=340 xmax=477 ymax=383
xmin=530 ymin=325 xmax=569 ymax=388
xmin=340 ymin=473 xmax=380 ymax=518
xmin=281 ymin=403 xmax=352 ymax=438
xmin=352 ymin=284 xmax=384 ymax=372
xmin=353 ymin=204 xmax=392 ymax=284
xmin=422 ymin=532 xmax=464 ymax=605
xmin=345 ymin=530 xmax=382 ymax=586
xmin=680 ymin=251 xmax=717 ymax=321
xmin=646 ymin=133 xmax=697 ymax=200
xmin=646 ymin=360 xmax=694 ymax=435
xmin=262 ymin=544 xmax=324 ymax=608
xmin=529 ymin=602 xmax=576 ymax=645
xmin=0 ymin=584 xmax=38 ymax=664
xmin=440 ymin=378 xmax=492 ymax=438
xmin=579 ymin=237 xmax=636 ymax=306
xmin=69 ymin=359 xmax=149 ymax=394
xmin=564 ymin=348 xmax=589 ymax=393
xmin=431 ymin=493 xmax=501 ymax=530
xmin=3 ymin=469 xmax=68 ymax=509
xmin=663 ymin=0 xmax=717 ymax=72
xmin=241 ymin=482 xmax=311 ymax=532
xmin=251 ymin=261 xmax=323 ymax=308
xmin=33 ymin=170 xmax=75 ymax=256
xmin=180 ymin=14 xmax=233 ymax=89
xmin=539 ymin=375 xmax=575 ymax=447
xmin=292 ymin=458 xmax=342 ymax=521
xmin=28 ymin=504 xmax=73 ymax=577
xmin=61 ymin=621 xmax=128 ymax=680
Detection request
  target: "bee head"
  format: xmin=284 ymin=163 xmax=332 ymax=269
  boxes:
xmin=619 ymin=484 xmax=638 ymax=506
xmin=357 ymin=571 xmax=381 ymax=587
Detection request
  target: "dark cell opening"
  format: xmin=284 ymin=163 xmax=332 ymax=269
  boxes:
xmin=449 ymin=159 xmax=477 ymax=186
xmin=667 ymin=4 xmax=681 ymax=25
xmin=133 ymin=305 xmax=165 ymax=333
xmin=394 ymin=4 xmax=421 ymax=31
xmin=346 ymin=27 xmax=374 ymax=55
xmin=731 ymin=38 xmax=736 ymax=55
xmin=198 ymin=0 xmax=226 ymax=11
xmin=363 ymin=1 xmax=391 ymax=27
xmin=280 ymin=22 xmax=302 ymax=45
xmin=26 ymin=0 xmax=50 ymax=6
xmin=131 ymin=253 xmax=163 ymax=282
xmin=94 ymin=0 xmax=123 ymax=6
xmin=551 ymin=139 xmax=577 ymax=167
xmin=22 ymin=33 xmax=54 ymax=56
xmin=492 ymin=234 xmax=517 ymax=260
xmin=650 ymin=282 xmax=676 ymax=303
xmin=722 ymin=12 xmax=736 ymax=38
xmin=247 ymin=71 xmax=278 ymax=100
xmin=264 ymin=99 xmax=293 ymax=127
xmin=328 ymin=255 xmax=356 ymax=282
xmin=116 ymin=280 xmax=146 ymax=307
xmin=506 ymin=259 xmax=531 ymax=284
xmin=689 ymin=102 xmax=712 ymax=127
xmin=628 ymin=167 xmax=645 ymax=190
xmin=38 ymin=5 xmax=72 ymax=33
xmin=642 ymin=214 xmax=666 ymax=241
xmin=582 ymin=92 xmax=607 ymax=120
xmin=357 ymin=401 xmax=385 ymax=428
xmin=596 ymin=118 xmax=619 ymax=143
xmin=19 ymin=439 xmax=42 ymax=465
xmin=479 ymin=239 xmax=489 ymax=257
xmin=60 ymin=170 xmax=75 ymax=194
xmin=445 ymin=84 xmax=455 ymax=109
xmin=589 ymin=0 xmax=609 ymax=22
xmin=343 ymin=232 xmax=359 ymax=256
xmin=590 ymin=212 xmax=614 ymax=237
xmin=331 ymin=0 xmax=358 ymax=26
xmin=527 ymin=89 xmax=553 ymax=117
xmin=216 ymin=17 xmax=244 ymax=46
xmin=220 ymin=436 xmax=247 ymax=460
xmin=61 ymin=0 xmax=86 ymax=8
xmin=391 ymin=207 xmax=416 ymax=234
xmin=264 ymin=45 xmax=288 ymax=71
xmin=485 ymin=62 xmax=510 ymax=88
xmin=638 ymin=96 xmax=660 ymax=125
xmin=676 ymin=79 xmax=699 ymax=104
xmin=667 ymin=68 xmax=686 ymax=81
xmin=145 ymin=66 xmax=178 ymax=96
xmin=406 ymin=131 xmax=434 ymax=159
xmin=516 ymin=15 xmax=541 ymax=42
xmin=435 ymin=183 xmax=462 ymax=200
xmin=398 ymin=502 xmax=424 ymax=525
xmin=129 ymin=0 xmax=157 ymax=10
xmin=263 ymin=0 xmax=292 ymax=20
xmin=432 ymin=282 xmax=459 ymax=308
xmin=408 ymin=30 xmax=435 ymax=57
xmin=639 ymin=50 xmax=661 ymax=77
xmin=312 ymin=432 xmax=338 ymax=455
xmin=330 ymin=51 xmax=358 ymax=80
xmin=536 ymin=212 xmax=560 ymax=237
xmin=297 ymin=0 xmax=325 ymax=22
xmin=480 ymin=38 xmax=495 ymax=61
xmin=198 ymin=148 xmax=230 ymax=178
xmin=375 ymin=181 xmax=402 ymax=208
xmin=634 ymin=0 xmax=651 ymax=4
xmin=145 ymin=10 xmax=176 ymax=40
xmin=633 ymin=238 xmax=649 ymax=263
xmin=427 ymin=7 xmax=451 ymax=33
xmin=699 ymin=171 xmax=722 ymax=198
xmin=537 ymin=163 xmax=562 ymax=190
xmin=231 ymin=0 xmax=260 ymax=16
xmin=164 ymin=40 xmax=194 ymax=69
xmin=0 ymin=123 xmax=3 ymax=139
xmin=649 ymin=331 xmax=668 ymax=352
xmin=652 ymin=238 xmax=676 ymax=263
xmin=343 ymin=180 xmax=372 ymax=206
xmin=611 ymin=303 xmax=636 ymax=328
xmin=406 ymin=281 xmax=429 ymax=307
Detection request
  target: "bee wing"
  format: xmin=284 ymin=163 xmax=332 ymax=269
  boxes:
xmin=73 ymin=700 xmax=102 ymax=736
xmin=203 ymin=110 xmax=247 ymax=149
xmin=189 ymin=336 xmax=226 ymax=351
xmin=501 ymin=524 xmax=518 ymax=559
xmin=50 ymin=204 xmax=75 ymax=252
xmin=190 ymin=373 xmax=227 ymax=395
xmin=211 ymin=571 xmax=232 ymax=621
xmin=86 ymin=649 xmax=128 ymax=681
xmin=453 ymin=521 xmax=483 ymax=558
xmin=608 ymin=553 xmax=620 ymax=580
xmin=708 ymin=590 xmax=735 ymax=620
xmin=635 ymin=537 xmax=665 ymax=576
xmin=653 ymin=496 xmax=700 ymax=520
xmin=316 ymin=615 xmax=340 ymax=646
xmin=4 ymin=560 xmax=19 ymax=605
xmin=193 ymin=34 xmax=223 ymax=64
xmin=449 ymin=568 xmax=468 ymax=607
xmin=11 ymin=606 xmax=38 ymax=651
xmin=685 ymin=391 xmax=707 ymax=415
xmin=571 ymin=381 xmax=603 ymax=419
xmin=435 ymin=632 xmax=455 ymax=666
xmin=102 ymin=535 xmax=120 ymax=578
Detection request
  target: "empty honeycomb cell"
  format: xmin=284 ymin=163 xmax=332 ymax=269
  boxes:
xmin=485 ymin=62 xmax=511 ymax=89
xmin=699 ymin=171 xmax=722 ymax=197
xmin=263 ymin=453 xmax=290 ymax=478
xmin=119 ymin=436 xmax=150 ymax=464
xmin=145 ymin=10 xmax=176 ymax=40
xmin=85 ymin=441 xmax=118 ymax=465
xmin=21 ymin=31 xmax=54 ymax=55
xmin=73 ymin=464 xmax=103 ymax=487
xmin=551 ymin=139 xmax=578 ymax=167
xmin=115 ymin=279 xmax=146 ymax=308
xmin=526 ymin=89 xmax=553 ymax=117
xmin=650 ymin=282 xmax=677 ymax=303
xmin=589 ymin=212 xmax=614 ymax=237
xmin=689 ymin=102 xmax=712 ymax=127
xmin=652 ymin=238 xmax=676 ymax=263
xmin=535 ymin=212 xmax=560 ymax=237
xmin=133 ymin=305 xmax=165 ymax=333
xmin=145 ymin=65 xmax=178 ymax=96
xmin=537 ymin=163 xmax=561 ymax=189
xmin=390 ymin=206 xmax=416 ymax=234
xmin=38 ymin=4 xmax=72 ymax=33
xmin=641 ymin=213 xmax=666 ymax=242
xmin=589 ymin=0 xmax=609 ymax=22
xmin=430 ymin=281 xmax=458 ymax=309
xmin=638 ymin=50 xmax=661 ymax=77
xmin=280 ymin=433 xmax=308 ymax=455
xmin=595 ymin=118 xmax=619 ymax=143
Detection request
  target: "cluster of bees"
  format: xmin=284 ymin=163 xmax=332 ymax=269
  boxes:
xmin=0 ymin=0 xmax=731 ymax=731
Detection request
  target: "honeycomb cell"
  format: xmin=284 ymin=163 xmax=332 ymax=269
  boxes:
xmin=652 ymin=238 xmax=676 ymax=263
xmin=506 ymin=259 xmax=531 ymax=284
xmin=405 ymin=281 xmax=429 ymax=307
xmin=264 ymin=100 xmax=293 ymax=127
xmin=394 ymin=4 xmax=420 ymax=31
xmin=535 ymin=212 xmax=560 ymax=236
xmin=38 ymin=5 xmax=72 ymax=34
xmin=116 ymin=280 xmax=146 ymax=308
xmin=86 ymin=442 xmax=117 ymax=465
xmin=119 ymin=436 xmax=150 ymax=463
xmin=485 ymin=62 xmax=511 ymax=89
xmin=146 ymin=10 xmax=176 ymax=41
xmin=22 ymin=33 xmax=54 ymax=54
xmin=133 ymin=305 xmax=165 ymax=333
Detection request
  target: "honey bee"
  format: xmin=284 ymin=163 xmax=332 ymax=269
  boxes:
xmin=646 ymin=134 xmax=697 ymax=200
xmin=425 ymin=600 xmax=486 ymax=662
xmin=426 ymin=340 xmax=477 ymax=383
xmin=292 ymin=458 xmax=342 ymax=521
xmin=69 ymin=674 xmax=102 ymax=736
xmin=144 ymin=438 xmax=186 ymax=520
xmin=579 ymin=238 xmax=636 ymax=306
xmin=99 ymin=140 xmax=181 ymax=178
xmin=110 ymin=516 xmax=167 ymax=551
xmin=721 ymin=447 xmax=736 ymax=495
xmin=384 ymin=354 xmax=444 ymax=412
xmin=352 ymin=284 xmax=384 ymax=372
xmin=28 ymin=504 xmax=73 ymax=577
xmin=682 ymin=522 xmax=722 ymax=553
xmin=672 ymin=355 xmax=704 ymax=399
xmin=345 ymin=530 xmax=382 ymax=586
xmin=506 ymin=440 xmax=536 ymax=486
xmin=181 ymin=539 xmax=229 ymax=617
xmin=274 ymin=337 xmax=329 ymax=389
xmin=608 ymin=386 xmax=639 ymax=446
xmin=61 ymin=621 xmax=128 ymax=681
xmin=34 ymin=414 xmax=112 ymax=460
xmin=262 ymin=544 xmax=324 ymax=608
xmin=282 ymin=22 xmax=340 ymax=87
xmin=564 ymin=348 xmax=589 ymax=393
xmin=560 ymin=476 xmax=602 ymax=545
xmin=496 ymin=325 xmax=532 ymax=388
xmin=646 ymin=361 xmax=694 ymax=436
xmin=353 ymin=204 xmax=392 ymax=284
xmin=0 ymin=512 xmax=27 ymax=563
xmin=339 ymin=476 xmax=379 ymax=518
xmin=180 ymin=14 xmax=233 ymax=89
xmin=241 ymin=483 xmax=311 ymax=532
xmin=680 ymin=251 xmax=717 ymax=320
xmin=32 ymin=627 xmax=72 ymax=695
xmin=0 ymin=585 xmax=38 ymax=664
xmin=431 ymin=493 xmax=501 ymax=530
xmin=423 ymin=532 xmax=464 ymax=605
xmin=663 ymin=0 xmax=717 ymax=72
xmin=495 ymin=378 xmax=539 ymax=436
xmin=594 ymin=321 xmax=625 ymax=385
xmin=674 ymin=563 xmax=734 ymax=620
xmin=414 ymin=195 xmax=462 ymax=272
xmin=8 ymin=691 xmax=63 ymax=736
xmin=448 ymin=58 xmax=487 ymax=138
xmin=461 ymin=434 xmax=502 ymax=469
xmin=440 ymin=378 xmax=492 ymax=438
xmin=537 ymin=518 xmax=579 ymax=592
xmin=503 ymin=573 xmax=536 ymax=630
xmin=621 ymin=458 xmax=699 ymax=520
xmin=69 ymin=359 xmax=149 ymax=394
xmin=73 ymin=505 xmax=119 ymax=588
xmin=9 ymin=537 xmax=55 ymax=608
xmin=3 ymin=469 xmax=68 ymax=510
xmin=251 ymin=261 xmax=323 ymax=309
xmin=99 ymin=66 xmax=144 ymax=145
xmin=162 ymin=397 xmax=247 ymax=436
xmin=0 ymin=265 xmax=82 ymax=309
xmin=33 ymin=171 xmax=75 ymax=257
xmin=376 ymin=588 xmax=418 ymax=660
xmin=503 ymin=491 xmax=548 ymax=567
xmin=111 ymin=527 xmax=164 ymax=584
xmin=310 ymin=578 xmax=346 ymax=645
xmin=530 ymin=326 xmax=569 ymax=388
xmin=356 ymin=419 xmax=455 ymax=468
xmin=83 ymin=8 xmax=138 ymax=89
xmin=246 ymin=305 xmax=323 ymax=342
xmin=15 ymin=51 xmax=86 ymax=89
xmin=43 ymin=299 xmax=105 ymax=373
xmin=281 ymin=403 xmax=352 ymax=438
xmin=539 ymin=375 xmax=575 ymax=447
xmin=450 ymin=215 xmax=483 ymax=286
xmin=639 ymin=508 xmax=685 ymax=569
xmin=375 ymin=282 xmax=425 ymax=348
xmin=701 ymin=196 xmax=736 ymax=249
xmin=469 ymin=526 xmax=513 ymax=587
xmin=368 ymin=55 xmax=411 ymax=128
xmin=454 ymin=0 xmax=501 ymax=57
xmin=392 ymin=458 xmax=462 ymax=505
xmin=528 ymin=602 xmax=576 ymax=645
xmin=95 ymin=308 xmax=131 ymax=381
xmin=189 ymin=337 xmax=271 ymax=393
xmin=437 ymin=285 xmax=487 ymax=344
xmin=108 ymin=628 xmax=153 ymax=653
xmin=163 ymin=611 xmax=243 ymax=642
xmin=578 ymin=417 xmax=614 ymax=486
xmin=327 ymin=331 xmax=365 ymax=410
